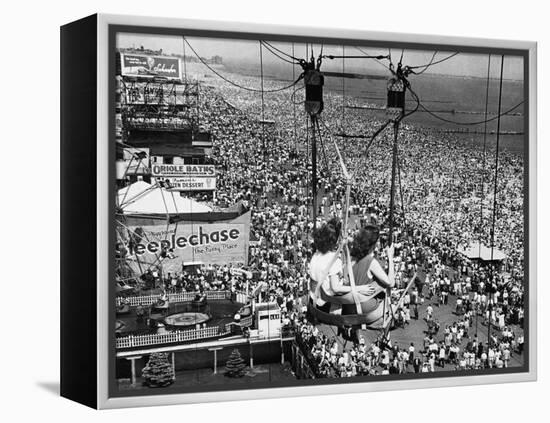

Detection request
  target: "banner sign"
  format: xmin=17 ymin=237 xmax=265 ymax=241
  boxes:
xmin=118 ymin=217 xmax=250 ymax=271
xmin=152 ymin=164 xmax=217 ymax=191
xmin=162 ymin=176 xmax=217 ymax=191
xmin=120 ymin=53 xmax=181 ymax=80
xmin=122 ymin=82 xmax=188 ymax=105
xmin=151 ymin=164 xmax=216 ymax=177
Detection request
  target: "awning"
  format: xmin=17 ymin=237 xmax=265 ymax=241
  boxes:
xmin=117 ymin=181 xmax=212 ymax=214
xmin=457 ymin=242 xmax=507 ymax=261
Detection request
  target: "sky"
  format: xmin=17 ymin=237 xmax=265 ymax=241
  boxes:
xmin=117 ymin=32 xmax=524 ymax=80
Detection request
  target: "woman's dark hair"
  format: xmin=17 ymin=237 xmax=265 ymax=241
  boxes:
xmin=311 ymin=218 xmax=341 ymax=254
xmin=350 ymin=224 xmax=380 ymax=260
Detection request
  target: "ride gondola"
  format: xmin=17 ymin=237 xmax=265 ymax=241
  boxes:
xmin=302 ymin=53 xmax=415 ymax=341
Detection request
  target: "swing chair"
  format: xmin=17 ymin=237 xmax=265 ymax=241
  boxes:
xmin=301 ymin=55 xmax=415 ymax=340
xmin=304 ymin=119 xmax=416 ymax=335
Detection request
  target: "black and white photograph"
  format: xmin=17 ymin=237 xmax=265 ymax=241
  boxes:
xmin=4 ymin=0 xmax=550 ymax=418
xmin=111 ymin=28 xmax=529 ymax=396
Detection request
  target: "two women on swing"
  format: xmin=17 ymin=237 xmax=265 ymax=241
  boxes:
xmin=309 ymin=217 xmax=395 ymax=328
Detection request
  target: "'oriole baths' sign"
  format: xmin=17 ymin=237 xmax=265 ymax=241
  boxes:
xmin=152 ymin=164 xmax=217 ymax=191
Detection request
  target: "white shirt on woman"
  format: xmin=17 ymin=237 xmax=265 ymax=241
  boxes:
xmin=309 ymin=251 xmax=343 ymax=306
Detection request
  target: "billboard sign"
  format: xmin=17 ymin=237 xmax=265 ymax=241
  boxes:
xmin=120 ymin=53 xmax=181 ymax=80
xmin=151 ymin=164 xmax=215 ymax=177
xmin=118 ymin=212 xmax=251 ymax=271
xmin=162 ymin=176 xmax=217 ymax=191
xmin=121 ymin=82 xmax=189 ymax=106
xmin=152 ymin=164 xmax=217 ymax=191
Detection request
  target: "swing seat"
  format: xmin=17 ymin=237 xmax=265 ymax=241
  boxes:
xmin=319 ymin=283 xmax=385 ymax=307
xmin=308 ymin=255 xmax=390 ymax=330
xmin=307 ymin=295 xmax=391 ymax=331
xmin=307 ymin=272 xmax=418 ymax=332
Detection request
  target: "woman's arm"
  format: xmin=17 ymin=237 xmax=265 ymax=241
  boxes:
xmin=370 ymin=247 xmax=396 ymax=289
xmin=329 ymin=271 xmax=377 ymax=296
xmin=329 ymin=272 xmax=350 ymax=295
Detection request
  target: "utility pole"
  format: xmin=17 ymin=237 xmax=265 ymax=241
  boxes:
xmin=303 ymin=52 xmax=324 ymax=230
xmin=388 ymin=119 xmax=400 ymax=246
xmin=487 ymin=54 xmax=505 ymax=361
xmin=311 ymin=117 xmax=317 ymax=227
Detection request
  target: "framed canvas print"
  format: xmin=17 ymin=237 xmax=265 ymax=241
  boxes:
xmin=60 ymin=14 xmax=537 ymax=409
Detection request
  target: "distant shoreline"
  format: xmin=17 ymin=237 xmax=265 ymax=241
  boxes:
xmin=189 ymin=61 xmax=525 ymax=154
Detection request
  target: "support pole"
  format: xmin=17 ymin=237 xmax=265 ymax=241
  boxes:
xmin=487 ymin=303 xmax=492 ymax=354
xmin=128 ymin=356 xmax=142 ymax=387
xmin=311 ymin=116 xmax=318 ymax=228
xmin=388 ymin=119 xmax=400 ymax=246
xmin=381 ymin=119 xmax=400 ymax=339
xmin=475 ymin=302 xmax=479 ymax=337
xmin=208 ymin=347 xmax=223 ymax=374
xmin=488 ymin=54 xmax=505 ymax=356
xmin=280 ymin=331 xmax=285 ymax=364
xmin=213 ymin=349 xmax=217 ymax=374
xmin=171 ymin=352 xmax=175 ymax=375
xmin=131 ymin=358 xmax=136 ymax=387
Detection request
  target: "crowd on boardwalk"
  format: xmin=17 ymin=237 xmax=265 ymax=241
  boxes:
xmin=296 ymin=310 xmax=522 ymax=377
xmin=118 ymin=61 xmax=525 ymax=376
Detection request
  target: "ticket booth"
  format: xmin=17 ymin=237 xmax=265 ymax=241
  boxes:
xmin=255 ymin=302 xmax=281 ymax=339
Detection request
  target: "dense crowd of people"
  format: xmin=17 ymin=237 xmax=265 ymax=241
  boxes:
xmin=295 ymin=311 xmax=522 ymax=376
xmin=117 ymin=60 xmax=526 ymax=376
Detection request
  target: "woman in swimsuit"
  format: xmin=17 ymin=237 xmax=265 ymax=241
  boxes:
xmin=341 ymin=224 xmax=395 ymax=325
xmin=308 ymin=218 xmax=376 ymax=313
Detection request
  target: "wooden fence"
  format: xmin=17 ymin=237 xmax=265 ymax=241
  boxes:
xmin=116 ymin=290 xmax=248 ymax=307
xmin=116 ymin=325 xmax=231 ymax=349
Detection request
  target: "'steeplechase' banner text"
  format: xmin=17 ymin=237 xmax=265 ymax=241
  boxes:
xmin=118 ymin=213 xmax=250 ymax=273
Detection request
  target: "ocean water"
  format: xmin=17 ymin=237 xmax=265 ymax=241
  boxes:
xmin=223 ymin=62 xmax=525 ymax=154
